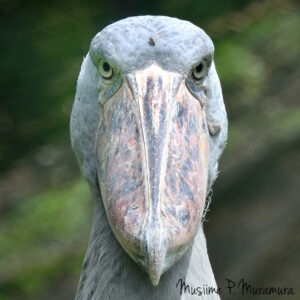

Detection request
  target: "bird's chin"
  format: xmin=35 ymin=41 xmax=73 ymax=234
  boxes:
xmin=95 ymin=65 xmax=209 ymax=286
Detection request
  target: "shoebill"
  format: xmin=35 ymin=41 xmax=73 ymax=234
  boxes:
xmin=71 ymin=15 xmax=228 ymax=300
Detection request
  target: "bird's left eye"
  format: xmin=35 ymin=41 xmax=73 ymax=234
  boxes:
xmin=192 ymin=60 xmax=207 ymax=80
xmin=99 ymin=60 xmax=113 ymax=79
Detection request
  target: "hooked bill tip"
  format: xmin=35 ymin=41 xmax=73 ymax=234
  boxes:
xmin=145 ymin=223 xmax=167 ymax=287
xmin=147 ymin=249 xmax=164 ymax=286
xmin=149 ymin=272 xmax=161 ymax=287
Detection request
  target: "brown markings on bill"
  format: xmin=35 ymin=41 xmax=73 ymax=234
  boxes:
xmin=162 ymin=81 xmax=209 ymax=252
xmin=96 ymin=83 xmax=148 ymax=254
xmin=141 ymin=74 xmax=168 ymax=218
xmin=96 ymin=65 xmax=209 ymax=258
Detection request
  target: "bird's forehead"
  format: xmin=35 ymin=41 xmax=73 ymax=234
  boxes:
xmin=89 ymin=16 xmax=214 ymax=74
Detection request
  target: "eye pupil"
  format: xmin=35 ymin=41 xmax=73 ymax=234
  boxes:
xmin=99 ymin=60 xmax=113 ymax=79
xmin=192 ymin=60 xmax=207 ymax=80
xmin=196 ymin=63 xmax=203 ymax=73
xmin=103 ymin=62 xmax=110 ymax=72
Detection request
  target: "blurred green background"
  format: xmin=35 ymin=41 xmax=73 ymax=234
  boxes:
xmin=0 ymin=0 xmax=299 ymax=299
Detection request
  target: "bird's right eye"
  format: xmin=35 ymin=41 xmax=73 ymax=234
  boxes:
xmin=192 ymin=60 xmax=207 ymax=81
xmin=99 ymin=60 xmax=113 ymax=79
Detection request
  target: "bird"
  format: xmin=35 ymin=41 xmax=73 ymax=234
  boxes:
xmin=70 ymin=15 xmax=228 ymax=300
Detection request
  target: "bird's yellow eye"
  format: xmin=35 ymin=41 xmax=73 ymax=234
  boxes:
xmin=192 ymin=60 xmax=207 ymax=80
xmin=99 ymin=60 xmax=113 ymax=79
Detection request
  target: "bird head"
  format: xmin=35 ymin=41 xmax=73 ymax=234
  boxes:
xmin=71 ymin=16 xmax=227 ymax=286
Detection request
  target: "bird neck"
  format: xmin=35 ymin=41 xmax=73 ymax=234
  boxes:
xmin=75 ymin=185 xmax=220 ymax=300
